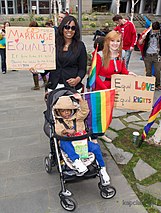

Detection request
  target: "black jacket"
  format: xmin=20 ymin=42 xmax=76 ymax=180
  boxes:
xmin=48 ymin=41 xmax=87 ymax=90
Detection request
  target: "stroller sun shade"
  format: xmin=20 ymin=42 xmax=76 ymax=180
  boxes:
xmin=44 ymin=87 xmax=78 ymax=124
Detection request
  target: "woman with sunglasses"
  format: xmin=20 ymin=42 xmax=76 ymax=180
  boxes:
xmin=47 ymin=15 xmax=87 ymax=92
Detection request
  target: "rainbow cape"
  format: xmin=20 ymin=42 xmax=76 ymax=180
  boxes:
xmin=88 ymin=45 xmax=98 ymax=90
xmin=142 ymin=96 xmax=161 ymax=141
xmin=84 ymin=89 xmax=115 ymax=133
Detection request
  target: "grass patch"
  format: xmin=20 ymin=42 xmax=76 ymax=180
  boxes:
xmin=104 ymin=127 xmax=161 ymax=213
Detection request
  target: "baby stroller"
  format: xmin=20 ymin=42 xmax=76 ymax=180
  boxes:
xmin=43 ymin=87 xmax=116 ymax=211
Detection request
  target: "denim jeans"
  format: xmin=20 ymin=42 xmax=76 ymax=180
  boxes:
xmin=144 ymin=54 xmax=161 ymax=86
xmin=60 ymin=140 xmax=105 ymax=167
xmin=122 ymin=49 xmax=132 ymax=69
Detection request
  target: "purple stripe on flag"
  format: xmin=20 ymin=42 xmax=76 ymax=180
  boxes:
xmin=85 ymin=93 xmax=92 ymax=130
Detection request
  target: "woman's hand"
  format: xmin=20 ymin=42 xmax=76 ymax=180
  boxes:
xmin=66 ymin=77 xmax=81 ymax=87
xmin=29 ymin=67 xmax=38 ymax=74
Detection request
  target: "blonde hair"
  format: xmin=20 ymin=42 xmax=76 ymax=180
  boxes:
xmin=102 ymin=30 xmax=122 ymax=68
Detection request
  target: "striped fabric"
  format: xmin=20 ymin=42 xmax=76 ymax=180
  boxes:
xmin=142 ymin=96 xmax=161 ymax=140
xmin=88 ymin=45 xmax=98 ymax=90
xmin=84 ymin=89 xmax=115 ymax=133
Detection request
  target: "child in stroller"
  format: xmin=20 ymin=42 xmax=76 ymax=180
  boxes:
xmin=44 ymin=88 xmax=116 ymax=211
xmin=53 ymin=92 xmax=110 ymax=184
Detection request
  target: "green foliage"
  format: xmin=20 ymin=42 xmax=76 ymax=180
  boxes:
xmin=29 ymin=13 xmax=35 ymax=21
xmin=38 ymin=22 xmax=45 ymax=27
xmin=18 ymin=17 xmax=26 ymax=21
xmin=35 ymin=16 xmax=44 ymax=21
xmin=91 ymin=15 xmax=97 ymax=21
xmin=10 ymin=17 xmax=15 ymax=21
xmin=82 ymin=15 xmax=89 ymax=21
xmin=89 ymin=22 xmax=96 ymax=27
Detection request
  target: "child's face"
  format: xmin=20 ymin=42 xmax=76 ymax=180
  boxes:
xmin=58 ymin=109 xmax=72 ymax=119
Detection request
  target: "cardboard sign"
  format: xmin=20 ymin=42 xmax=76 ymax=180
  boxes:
xmin=111 ymin=74 xmax=155 ymax=111
xmin=72 ymin=139 xmax=88 ymax=159
xmin=6 ymin=27 xmax=56 ymax=70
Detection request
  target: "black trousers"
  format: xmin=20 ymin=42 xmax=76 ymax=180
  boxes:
xmin=0 ymin=48 xmax=6 ymax=72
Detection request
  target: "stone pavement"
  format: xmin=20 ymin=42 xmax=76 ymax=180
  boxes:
xmin=0 ymin=35 xmax=160 ymax=213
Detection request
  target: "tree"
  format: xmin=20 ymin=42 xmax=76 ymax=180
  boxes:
xmin=65 ymin=0 xmax=70 ymax=13
xmin=131 ymin=0 xmax=140 ymax=22
xmin=116 ymin=0 xmax=120 ymax=14
xmin=57 ymin=0 xmax=62 ymax=13
xmin=52 ymin=0 xmax=57 ymax=26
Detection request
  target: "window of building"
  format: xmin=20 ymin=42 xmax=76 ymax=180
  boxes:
xmin=39 ymin=0 xmax=49 ymax=14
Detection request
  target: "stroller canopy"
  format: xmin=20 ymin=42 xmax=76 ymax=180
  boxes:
xmin=44 ymin=87 xmax=78 ymax=124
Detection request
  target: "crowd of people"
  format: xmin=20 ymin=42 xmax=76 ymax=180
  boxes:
xmin=1 ymin=14 xmax=161 ymax=91
xmin=1 ymin=12 xmax=161 ymax=178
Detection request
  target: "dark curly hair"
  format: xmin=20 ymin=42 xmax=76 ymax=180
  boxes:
xmin=94 ymin=36 xmax=105 ymax=52
xmin=152 ymin=21 xmax=160 ymax=30
xmin=29 ymin=21 xmax=39 ymax=27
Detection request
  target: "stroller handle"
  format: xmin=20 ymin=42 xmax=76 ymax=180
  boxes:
xmin=54 ymin=132 xmax=91 ymax=141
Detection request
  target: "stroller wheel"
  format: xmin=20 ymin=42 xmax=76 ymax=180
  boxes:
xmin=60 ymin=196 xmax=77 ymax=211
xmin=100 ymin=185 xmax=116 ymax=199
xmin=44 ymin=157 xmax=52 ymax=173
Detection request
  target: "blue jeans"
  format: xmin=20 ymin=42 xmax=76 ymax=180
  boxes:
xmin=122 ymin=49 xmax=132 ymax=69
xmin=60 ymin=140 xmax=105 ymax=167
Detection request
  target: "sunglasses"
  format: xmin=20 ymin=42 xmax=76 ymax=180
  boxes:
xmin=64 ymin=25 xmax=76 ymax=31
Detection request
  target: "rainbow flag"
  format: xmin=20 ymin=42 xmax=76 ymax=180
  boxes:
xmin=143 ymin=15 xmax=151 ymax=29
xmin=84 ymin=89 xmax=115 ymax=133
xmin=88 ymin=45 xmax=98 ymax=90
xmin=137 ymin=24 xmax=152 ymax=55
xmin=142 ymin=96 xmax=161 ymax=141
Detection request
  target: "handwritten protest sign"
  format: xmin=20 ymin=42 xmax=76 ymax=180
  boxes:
xmin=111 ymin=75 xmax=155 ymax=111
xmin=6 ymin=27 xmax=55 ymax=70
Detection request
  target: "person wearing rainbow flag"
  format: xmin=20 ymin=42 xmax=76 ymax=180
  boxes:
xmin=53 ymin=93 xmax=111 ymax=185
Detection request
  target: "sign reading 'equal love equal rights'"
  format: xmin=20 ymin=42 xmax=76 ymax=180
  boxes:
xmin=111 ymin=74 xmax=155 ymax=111
xmin=6 ymin=27 xmax=56 ymax=70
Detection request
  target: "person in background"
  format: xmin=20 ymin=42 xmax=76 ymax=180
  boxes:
xmin=112 ymin=15 xmax=137 ymax=69
xmin=0 ymin=28 xmax=6 ymax=74
xmin=29 ymin=21 xmax=48 ymax=90
xmin=47 ymin=15 xmax=87 ymax=92
xmin=3 ymin=21 xmax=11 ymax=29
xmin=93 ymin=26 xmax=110 ymax=41
xmin=45 ymin=20 xmax=53 ymax=28
xmin=53 ymin=10 xmax=69 ymax=31
xmin=86 ymin=36 xmax=105 ymax=91
xmin=58 ymin=11 xmax=69 ymax=25
xmin=138 ymin=21 xmax=161 ymax=90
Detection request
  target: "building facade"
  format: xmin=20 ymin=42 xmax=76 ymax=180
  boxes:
xmin=0 ymin=0 xmax=161 ymax=15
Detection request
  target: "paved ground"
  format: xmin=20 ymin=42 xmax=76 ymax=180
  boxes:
xmin=0 ymin=35 xmax=160 ymax=213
